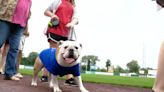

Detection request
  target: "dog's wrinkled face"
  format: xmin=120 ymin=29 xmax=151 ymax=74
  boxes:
xmin=56 ymin=40 xmax=82 ymax=67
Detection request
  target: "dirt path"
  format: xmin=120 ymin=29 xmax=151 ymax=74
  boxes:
xmin=0 ymin=75 xmax=152 ymax=92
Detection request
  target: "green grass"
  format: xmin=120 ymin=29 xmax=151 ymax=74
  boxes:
xmin=20 ymin=69 xmax=154 ymax=88
xmin=81 ymin=74 xmax=154 ymax=88
xmin=20 ymin=69 xmax=33 ymax=75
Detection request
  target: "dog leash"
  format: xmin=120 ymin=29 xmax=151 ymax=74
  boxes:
xmin=68 ymin=27 xmax=77 ymax=41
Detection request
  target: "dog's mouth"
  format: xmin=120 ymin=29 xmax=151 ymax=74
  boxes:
xmin=62 ymin=53 xmax=77 ymax=64
xmin=64 ymin=57 xmax=76 ymax=64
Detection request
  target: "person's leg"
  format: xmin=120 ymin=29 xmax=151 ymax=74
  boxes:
xmin=0 ymin=20 xmax=10 ymax=74
xmin=152 ymin=41 xmax=164 ymax=92
xmin=16 ymin=50 xmax=22 ymax=73
xmin=0 ymin=43 xmax=9 ymax=74
xmin=0 ymin=20 xmax=10 ymax=48
xmin=15 ymin=35 xmax=26 ymax=78
xmin=40 ymin=68 xmax=49 ymax=82
xmin=64 ymin=74 xmax=77 ymax=86
xmin=14 ymin=49 xmax=24 ymax=79
xmin=0 ymin=44 xmax=6 ymax=74
xmin=66 ymin=74 xmax=73 ymax=79
xmin=4 ymin=24 xmax=24 ymax=81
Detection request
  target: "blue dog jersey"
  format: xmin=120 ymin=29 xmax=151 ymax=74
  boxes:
xmin=39 ymin=48 xmax=80 ymax=77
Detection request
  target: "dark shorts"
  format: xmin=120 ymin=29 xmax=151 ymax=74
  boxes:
xmin=47 ymin=32 xmax=68 ymax=43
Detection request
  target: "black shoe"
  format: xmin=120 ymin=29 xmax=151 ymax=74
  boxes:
xmin=64 ymin=78 xmax=78 ymax=87
xmin=4 ymin=75 xmax=11 ymax=80
xmin=40 ymin=76 xmax=48 ymax=82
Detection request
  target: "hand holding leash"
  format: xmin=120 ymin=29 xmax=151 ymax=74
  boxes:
xmin=48 ymin=19 xmax=59 ymax=27
xmin=66 ymin=22 xmax=74 ymax=28
xmin=48 ymin=14 xmax=60 ymax=27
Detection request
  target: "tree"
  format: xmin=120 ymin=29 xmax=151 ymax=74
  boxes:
xmin=114 ymin=65 xmax=124 ymax=73
xmin=141 ymin=68 xmax=149 ymax=76
xmin=81 ymin=55 xmax=100 ymax=71
xmin=21 ymin=57 xmax=28 ymax=65
xmin=24 ymin=52 xmax=38 ymax=66
xmin=80 ymin=65 xmax=86 ymax=73
xmin=28 ymin=52 xmax=38 ymax=65
xmin=106 ymin=59 xmax=111 ymax=71
xmin=126 ymin=60 xmax=140 ymax=73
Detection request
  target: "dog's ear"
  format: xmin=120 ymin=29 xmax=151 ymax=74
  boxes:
xmin=58 ymin=40 xmax=64 ymax=46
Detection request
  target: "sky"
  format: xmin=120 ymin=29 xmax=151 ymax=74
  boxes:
xmin=23 ymin=0 xmax=164 ymax=69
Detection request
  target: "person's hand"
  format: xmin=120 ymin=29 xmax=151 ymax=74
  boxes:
xmin=50 ymin=14 xmax=59 ymax=21
xmin=23 ymin=26 xmax=30 ymax=37
xmin=23 ymin=31 xmax=30 ymax=37
xmin=66 ymin=22 xmax=74 ymax=29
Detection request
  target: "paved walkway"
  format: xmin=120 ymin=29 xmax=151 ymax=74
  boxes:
xmin=0 ymin=75 xmax=152 ymax=92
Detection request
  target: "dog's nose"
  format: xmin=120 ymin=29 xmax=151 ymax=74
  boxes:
xmin=69 ymin=49 xmax=74 ymax=54
xmin=69 ymin=49 xmax=74 ymax=58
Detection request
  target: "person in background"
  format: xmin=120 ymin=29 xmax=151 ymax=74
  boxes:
xmin=42 ymin=0 xmax=78 ymax=86
xmin=15 ymin=25 xmax=30 ymax=78
xmin=16 ymin=7 xmax=31 ymax=79
xmin=0 ymin=0 xmax=31 ymax=81
xmin=0 ymin=43 xmax=9 ymax=74
xmin=152 ymin=0 xmax=164 ymax=92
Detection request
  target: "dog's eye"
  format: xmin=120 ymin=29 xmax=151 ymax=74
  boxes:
xmin=64 ymin=46 xmax=68 ymax=49
xmin=75 ymin=46 xmax=78 ymax=49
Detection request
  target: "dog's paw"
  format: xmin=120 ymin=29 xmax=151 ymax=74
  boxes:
xmin=49 ymin=82 xmax=54 ymax=88
xmin=31 ymin=82 xmax=37 ymax=86
xmin=53 ymin=88 xmax=62 ymax=92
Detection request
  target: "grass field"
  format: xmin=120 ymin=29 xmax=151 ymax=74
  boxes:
xmin=81 ymin=74 xmax=154 ymax=88
xmin=20 ymin=69 xmax=154 ymax=88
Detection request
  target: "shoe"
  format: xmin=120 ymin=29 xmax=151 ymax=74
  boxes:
xmin=40 ymin=76 xmax=48 ymax=82
xmin=0 ymin=69 xmax=4 ymax=74
xmin=0 ymin=71 xmax=4 ymax=75
xmin=64 ymin=78 xmax=78 ymax=87
xmin=4 ymin=75 xmax=20 ymax=81
xmin=14 ymin=73 xmax=23 ymax=79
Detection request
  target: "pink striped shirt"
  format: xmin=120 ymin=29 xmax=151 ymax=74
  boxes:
xmin=12 ymin=0 xmax=32 ymax=27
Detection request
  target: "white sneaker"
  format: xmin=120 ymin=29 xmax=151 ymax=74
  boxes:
xmin=10 ymin=76 xmax=20 ymax=81
xmin=0 ymin=69 xmax=4 ymax=74
xmin=15 ymin=73 xmax=23 ymax=79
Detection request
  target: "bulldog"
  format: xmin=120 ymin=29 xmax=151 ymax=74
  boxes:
xmin=31 ymin=40 xmax=89 ymax=92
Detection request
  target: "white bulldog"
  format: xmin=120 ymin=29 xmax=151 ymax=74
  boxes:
xmin=31 ymin=40 xmax=89 ymax=92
